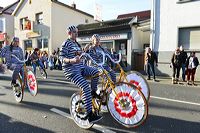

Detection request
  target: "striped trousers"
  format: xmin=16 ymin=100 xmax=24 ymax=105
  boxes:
xmin=64 ymin=66 xmax=99 ymax=114
xmin=9 ymin=64 xmax=24 ymax=83
xmin=104 ymin=65 xmax=116 ymax=83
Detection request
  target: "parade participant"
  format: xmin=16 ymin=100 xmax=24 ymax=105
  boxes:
xmin=59 ymin=25 xmax=102 ymax=123
xmin=0 ymin=37 xmax=24 ymax=89
xmin=86 ymin=34 xmax=116 ymax=83
xmin=30 ymin=48 xmax=45 ymax=75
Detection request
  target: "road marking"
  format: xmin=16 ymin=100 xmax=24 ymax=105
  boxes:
xmin=151 ymin=96 xmax=200 ymax=106
xmin=50 ymin=108 xmax=72 ymax=120
xmin=50 ymin=108 xmax=116 ymax=133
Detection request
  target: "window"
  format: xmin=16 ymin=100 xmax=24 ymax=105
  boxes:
xmin=24 ymin=40 xmax=32 ymax=51
xmin=36 ymin=12 xmax=43 ymax=24
xmin=85 ymin=19 xmax=89 ymax=23
xmin=178 ymin=27 xmax=200 ymax=50
xmin=0 ymin=18 xmax=5 ymax=32
xmin=20 ymin=17 xmax=31 ymax=30
xmin=37 ymin=38 xmax=48 ymax=49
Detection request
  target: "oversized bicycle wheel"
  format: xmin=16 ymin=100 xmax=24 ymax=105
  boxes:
xmin=107 ymin=82 xmax=148 ymax=128
xmin=70 ymin=92 xmax=94 ymax=129
xmin=126 ymin=71 xmax=150 ymax=101
xmin=14 ymin=75 xmax=24 ymax=103
xmin=39 ymin=67 xmax=47 ymax=79
xmin=27 ymin=70 xmax=38 ymax=96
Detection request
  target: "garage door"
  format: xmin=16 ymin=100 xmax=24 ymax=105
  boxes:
xmin=178 ymin=27 xmax=200 ymax=50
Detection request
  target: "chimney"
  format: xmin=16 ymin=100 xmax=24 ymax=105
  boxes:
xmin=71 ymin=2 xmax=76 ymax=9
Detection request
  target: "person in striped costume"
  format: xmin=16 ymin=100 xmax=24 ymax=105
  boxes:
xmin=0 ymin=37 xmax=24 ymax=90
xmin=86 ymin=34 xmax=116 ymax=83
xmin=59 ymin=26 xmax=102 ymax=123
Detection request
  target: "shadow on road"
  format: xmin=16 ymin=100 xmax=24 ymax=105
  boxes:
xmin=99 ymin=113 xmax=200 ymax=133
xmin=0 ymin=113 xmax=53 ymax=133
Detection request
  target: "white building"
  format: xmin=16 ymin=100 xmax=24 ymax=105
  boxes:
xmin=12 ymin=0 xmax=96 ymax=54
xmin=0 ymin=1 xmax=19 ymax=47
xmin=151 ymin=0 xmax=200 ymax=79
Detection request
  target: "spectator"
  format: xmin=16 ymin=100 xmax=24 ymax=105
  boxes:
xmin=180 ymin=46 xmax=188 ymax=82
xmin=171 ymin=47 xmax=182 ymax=84
xmin=186 ymin=52 xmax=199 ymax=85
xmin=145 ymin=47 xmax=158 ymax=82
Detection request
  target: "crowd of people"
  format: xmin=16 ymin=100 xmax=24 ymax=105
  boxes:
xmin=145 ymin=45 xmax=199 ymax=85
xmin=171 ymin=46 xmax=199 ymax=85
xmin=24 ymin=47 xmax=62 ymax=71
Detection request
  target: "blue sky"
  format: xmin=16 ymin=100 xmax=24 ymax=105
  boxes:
xmin=0 ymin=0 xmax=151 ymax=20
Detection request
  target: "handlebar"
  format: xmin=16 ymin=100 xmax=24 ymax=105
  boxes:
xmin=79 ymin=51 xmax=105 ymax=67
xmin=104 ymin=53 xmax=121 ymax=64
xmin=11 ymin=54 xmax=29 ymax=63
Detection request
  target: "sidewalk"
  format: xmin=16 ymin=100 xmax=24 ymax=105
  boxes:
xmin=143 ymin=75 xmax=200 ymax=87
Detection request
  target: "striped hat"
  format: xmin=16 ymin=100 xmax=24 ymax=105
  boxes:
xmin=12 ymin=37 xmax=19 ymax=42
xmin=92 ymin=34 xmax=100 ymax=40
xmin=67 ymin=25 xmax=77 ymax=32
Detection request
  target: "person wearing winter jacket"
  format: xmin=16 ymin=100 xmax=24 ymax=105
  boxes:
xmin=186 ymin=52 xmax=199 ymax=85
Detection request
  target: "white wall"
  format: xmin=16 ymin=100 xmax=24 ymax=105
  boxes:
xmin=152 ymin=0 xmax=200 ymax=51
xmin=51 ymin=3 xmax=96 ymax=54
xmin=0 ymin=14 xmax=14 ymax=43
xmin=131 ymin=26 xmax=150 ymax=50
xmin=14 ymin=0 xmax=51 ymax=51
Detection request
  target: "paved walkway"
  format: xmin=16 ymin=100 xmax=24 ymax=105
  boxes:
xmin=144 ymin=75 xmax=200 ymax=87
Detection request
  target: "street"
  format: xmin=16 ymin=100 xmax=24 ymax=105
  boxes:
xmin=0 ymin=70 xmax=200 ymax=133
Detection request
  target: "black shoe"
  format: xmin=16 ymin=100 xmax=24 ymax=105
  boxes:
xmin=87 ymin=112 xmax=102 ymax=123
xmin=91 ymin=91 xmax=101 ymax=99
xmin=11 ymin=83 xmax=19 ymax=88
xmin=146 ymin=78 xmax=150 ymax=80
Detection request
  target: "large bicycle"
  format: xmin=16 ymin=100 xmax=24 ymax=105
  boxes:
xmin=106 ymin=53 xmax=150 ymax=102
xmin=70 ymin=52 xmax=148 ymax=129
xmin=11 ymin=55 xmax=38 ymax=103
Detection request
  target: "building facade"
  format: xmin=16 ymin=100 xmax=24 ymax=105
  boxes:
xmin=12 ymin=0 xmax=96 ymax=54
xmin=0 ymin=1 xmax=19 ymax=47
xmin=151 ymin=0 xmax=200 ymax=79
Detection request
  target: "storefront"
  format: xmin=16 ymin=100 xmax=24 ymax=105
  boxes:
xmin=77 ymin=17 xmax=134 ymax=70
xmin=77 ymin=33 xmax=130 ymax=68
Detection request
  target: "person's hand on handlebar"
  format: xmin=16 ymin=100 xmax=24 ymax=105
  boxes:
xmin=69 ymin=56 xmax=81 ymax=64
xmin=64 ymin=56 xmax=80 ymax=64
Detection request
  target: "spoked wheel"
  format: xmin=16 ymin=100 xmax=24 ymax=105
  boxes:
xmin=39 ymin=67 xmax=47 ymax=79
xmin=27 ymin=70 xmax=38 ymax=96
xmin=70 ymin=92 xmax=94 ymax=129
xmin=126 ymin=71 xmax=150 ymax=101
xmin=107 ymin=82 xmax=148 ymax=128
xmin=13 ymin=77 xmax=24 ymax=103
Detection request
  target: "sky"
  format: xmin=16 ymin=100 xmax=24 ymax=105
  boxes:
xmin=0 ymin=0 xmax=151 ymax=20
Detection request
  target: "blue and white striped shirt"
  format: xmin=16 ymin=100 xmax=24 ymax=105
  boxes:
xmin=0 ymin=45 xmax=24 ymax=66
xmin=87 ymin=46 xmax=111 ymax=66
xmin=59 ymin=39 xmax=84 ymax=72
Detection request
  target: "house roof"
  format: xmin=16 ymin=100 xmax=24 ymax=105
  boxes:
xmin=77 ymin=14 xmax=151 ymax=35
xmin=0 ymin=0 xmax=19 ymax=15
xmin=51 ymin=0 xmax=93 ymax=18
xmin=117 ymin=10 xmax=150 ymax=20
xmin=12 ymin=0 xmax=93 ymax=18
xmin=77 ymin=17 xmax=133 ymax=35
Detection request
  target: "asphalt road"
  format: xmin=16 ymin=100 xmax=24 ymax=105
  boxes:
xmin=0 ymin=69 xmax=200 ymax=133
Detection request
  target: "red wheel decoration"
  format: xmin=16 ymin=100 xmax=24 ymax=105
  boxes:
xmin=114 ymin=92 xmax=138 ymax=118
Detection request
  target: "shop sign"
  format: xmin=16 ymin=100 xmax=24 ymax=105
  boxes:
xmin=26 ymin=31 xmax=41 ymax=38
xmin=77 ymin=33 xmax=128 ymax=42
